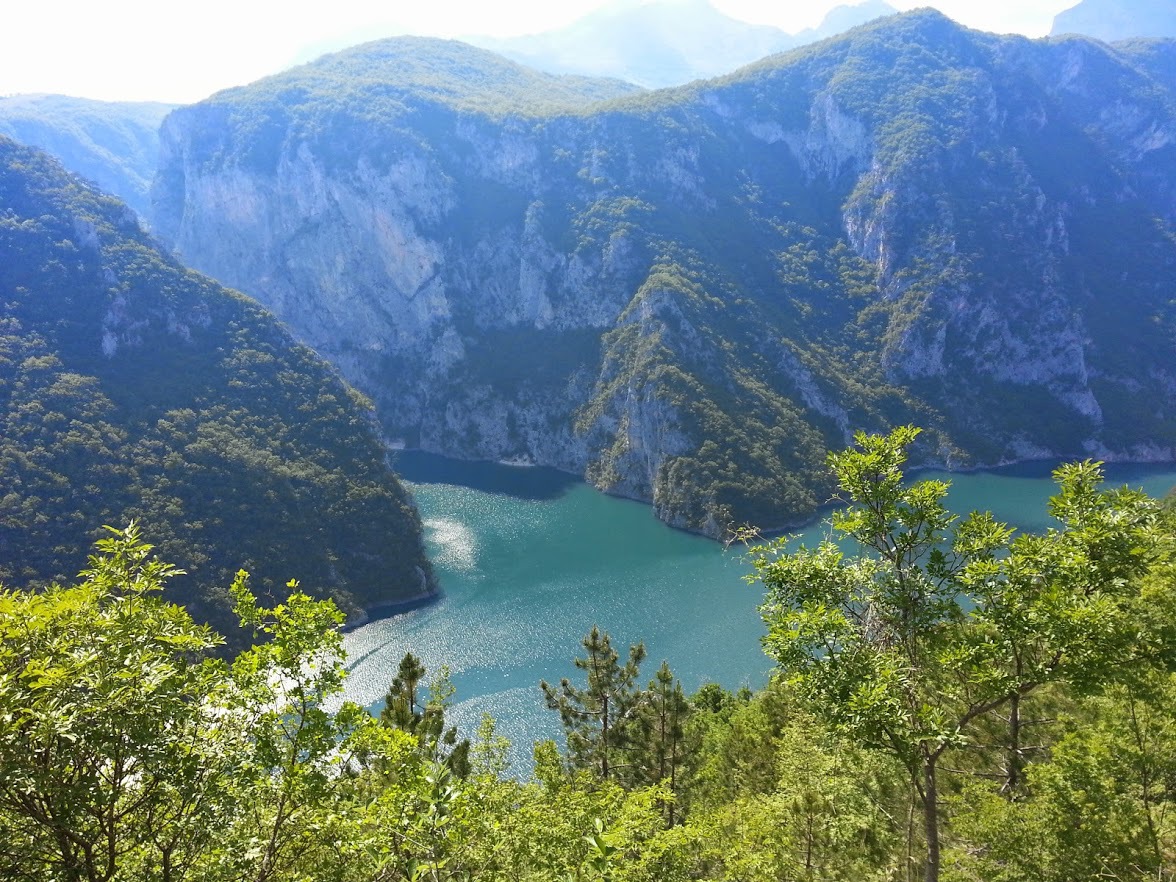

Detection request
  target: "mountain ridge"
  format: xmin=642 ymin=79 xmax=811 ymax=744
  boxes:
xmin=1052 ymin=0 xmax=1176 ymax=41
xmin=0 ymin=94 xmax=175 ymax=219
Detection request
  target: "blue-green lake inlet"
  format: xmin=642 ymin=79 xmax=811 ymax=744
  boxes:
xmin=341 ymin=453 xmax=1176 ymax=770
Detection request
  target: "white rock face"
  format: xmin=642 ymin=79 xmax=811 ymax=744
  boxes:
xmin=154 ymin=107 xmax=652 ymax=491
xmin=781 ymin=94 xmax=872 ymax=184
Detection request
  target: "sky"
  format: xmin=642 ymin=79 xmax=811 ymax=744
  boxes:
xmin=1 ymin=0 xmax=1077 ymax=104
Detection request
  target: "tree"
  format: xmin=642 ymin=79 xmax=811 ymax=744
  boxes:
xmin=0 ymin=524 xmax=232 ymax=882
xmin=380 ymin=652 xmax=471 ymax=778
xmin=748 ymin=427 xmax=1162 ymax=882
xmin=0 ymin=524 xmax=429 ymax=882
xmin=635 ymin=662 xmax=690 ymax=825
xmin=948 ymin=680 xmax=1176 ymax=881
xmin=382 ymin=652 xmax=429 ymax=731
xmin=541 ymin=627 xmax=648 ymax=783
xmin=218 ymin=569 xmax=381 ymax=882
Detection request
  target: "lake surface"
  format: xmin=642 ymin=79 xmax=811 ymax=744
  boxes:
xmin=341 ymin=453 xmax=1176 ymax=772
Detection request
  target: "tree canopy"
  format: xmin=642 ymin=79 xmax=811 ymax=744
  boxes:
xmin=2 ymin=428 xmax=1176 ymax=880
xmin=749 ymin=426 xmax=1169 ymax=881
xmin=0 ymin=136 xmax=433 ymax=649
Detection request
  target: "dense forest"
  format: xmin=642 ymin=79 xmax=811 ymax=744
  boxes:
xmin=3 ymin=429 xmax=1174 ymax=881
xmin=0 ymin=137 xmax=434 ymax=648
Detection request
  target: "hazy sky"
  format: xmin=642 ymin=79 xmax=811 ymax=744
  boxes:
xmin=2 ymin=0 xmax=1076 ymax=104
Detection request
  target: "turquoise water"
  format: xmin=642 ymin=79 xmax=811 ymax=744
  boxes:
xmin=341 ymin=453 xmax=1176 ymax=771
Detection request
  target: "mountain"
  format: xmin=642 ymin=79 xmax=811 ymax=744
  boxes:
xmin=468 ymin=0 xmax=897 ymax=88
xmin=790 ymin=0 xmax=900 ymax=46
xmin=0 ymin=136 xmax=434 ymax=646
xmin=152 ymin=14 xmax=1176 ymax=537
xmin=1052 ymin=0 xmax=1176 ymax=41
xmin=0 ymin=95 xmax=175 ymax=220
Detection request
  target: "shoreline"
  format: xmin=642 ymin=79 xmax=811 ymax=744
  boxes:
xmin=388 ymin=445 xmax=1176 ymax=543
xmin=343 ymin=587 xmax=442 ymax=632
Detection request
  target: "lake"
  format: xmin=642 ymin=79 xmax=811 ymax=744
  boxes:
xmin=340 ymin=453 xmax=1176 ymax=772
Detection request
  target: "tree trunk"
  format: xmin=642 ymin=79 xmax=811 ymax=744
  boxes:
xmin=922 ymin=756 xmax=940 ymax=882
xmin=1003 ymin=691 xmax=1022 ymax=795
xmin=601 ymin=693 xmax=610 ymax=781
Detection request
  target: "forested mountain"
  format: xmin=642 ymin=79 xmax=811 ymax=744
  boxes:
xmin=1052 ymin=0 xmax=1176 ymax=41
xmin=154 ymin=12 xmax=1176 ymax=537
xmin=0 ymin=94 xmax=175 ymax=219
xmin=0 ymin=136 xmax=434 ymax=646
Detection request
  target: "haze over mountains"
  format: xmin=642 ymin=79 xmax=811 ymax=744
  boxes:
xmin=467 ymin=0 xmax=898 ymax=87
xmin=150 ymin=10 xmax=1176 ymax=536
xmin=1051 ymin=0 xmax=1176 ymax=41
xmin=0 ymin=95 xmax=174 ymax=219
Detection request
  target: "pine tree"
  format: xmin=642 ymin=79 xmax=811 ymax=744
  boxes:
xmin=380 ymin=652 xmax=427 ymax=731
xmin=540 ymin=627 xmax=647 ymax=782
xmin=380 ymin=652 xmax=470 ymax=777
xmin=636 ymin=661 xmax=690 ymax=824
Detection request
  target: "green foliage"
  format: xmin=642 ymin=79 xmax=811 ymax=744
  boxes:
xmin=541 ymin=627 xmax=650 ymax=785
xmin=0 ymin=525 xmax=396 ymax=882
xmin=542 ymin=629 xmax=695 ymax=826
xmin=579 ymin=259 xmax=847 ymax=535
xmin=0 ymin=136 xmax=433 ymax=649
xmin=947 ymin=679 xmax=1176 ymax=881
xmin=5 ymin=521 xmax=1176 ymax=880
xmin=0 ymin=524 xmax=225 ymax=881
xmin=749 ymin=427 xmax=1166 ymax=881
xmin=176 ymin=36 xmax=640 ymax=177
xmin=380 ymin=652 xmax=472 ymax=778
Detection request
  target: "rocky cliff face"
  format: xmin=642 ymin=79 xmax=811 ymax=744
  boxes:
xmin=153 ymin=15 xmax=1176 ymax=535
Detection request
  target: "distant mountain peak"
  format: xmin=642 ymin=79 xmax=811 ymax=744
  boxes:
xmin=1051 ymin=0 xmax=1176 ymax=41
xmin=797 ymin=0 xmax=900 ymax=41
xmin=219 ymin=35 xmax=641 ymax=120
xmin=464 ymin=0 xmax=897 ymax=88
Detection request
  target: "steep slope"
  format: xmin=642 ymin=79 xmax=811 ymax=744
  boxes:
xmin=0 ymin=136 xmax=434 ymax=647
xmin=153 ymin=16 xmax=1176 ymax=537
xmin=1052 ymin=0 xmax=1176 ymax=41
xmin=469 ymin=0 xmax=896 ymax=88
xmin=0 ymin=95 xmax=174 ymax=219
